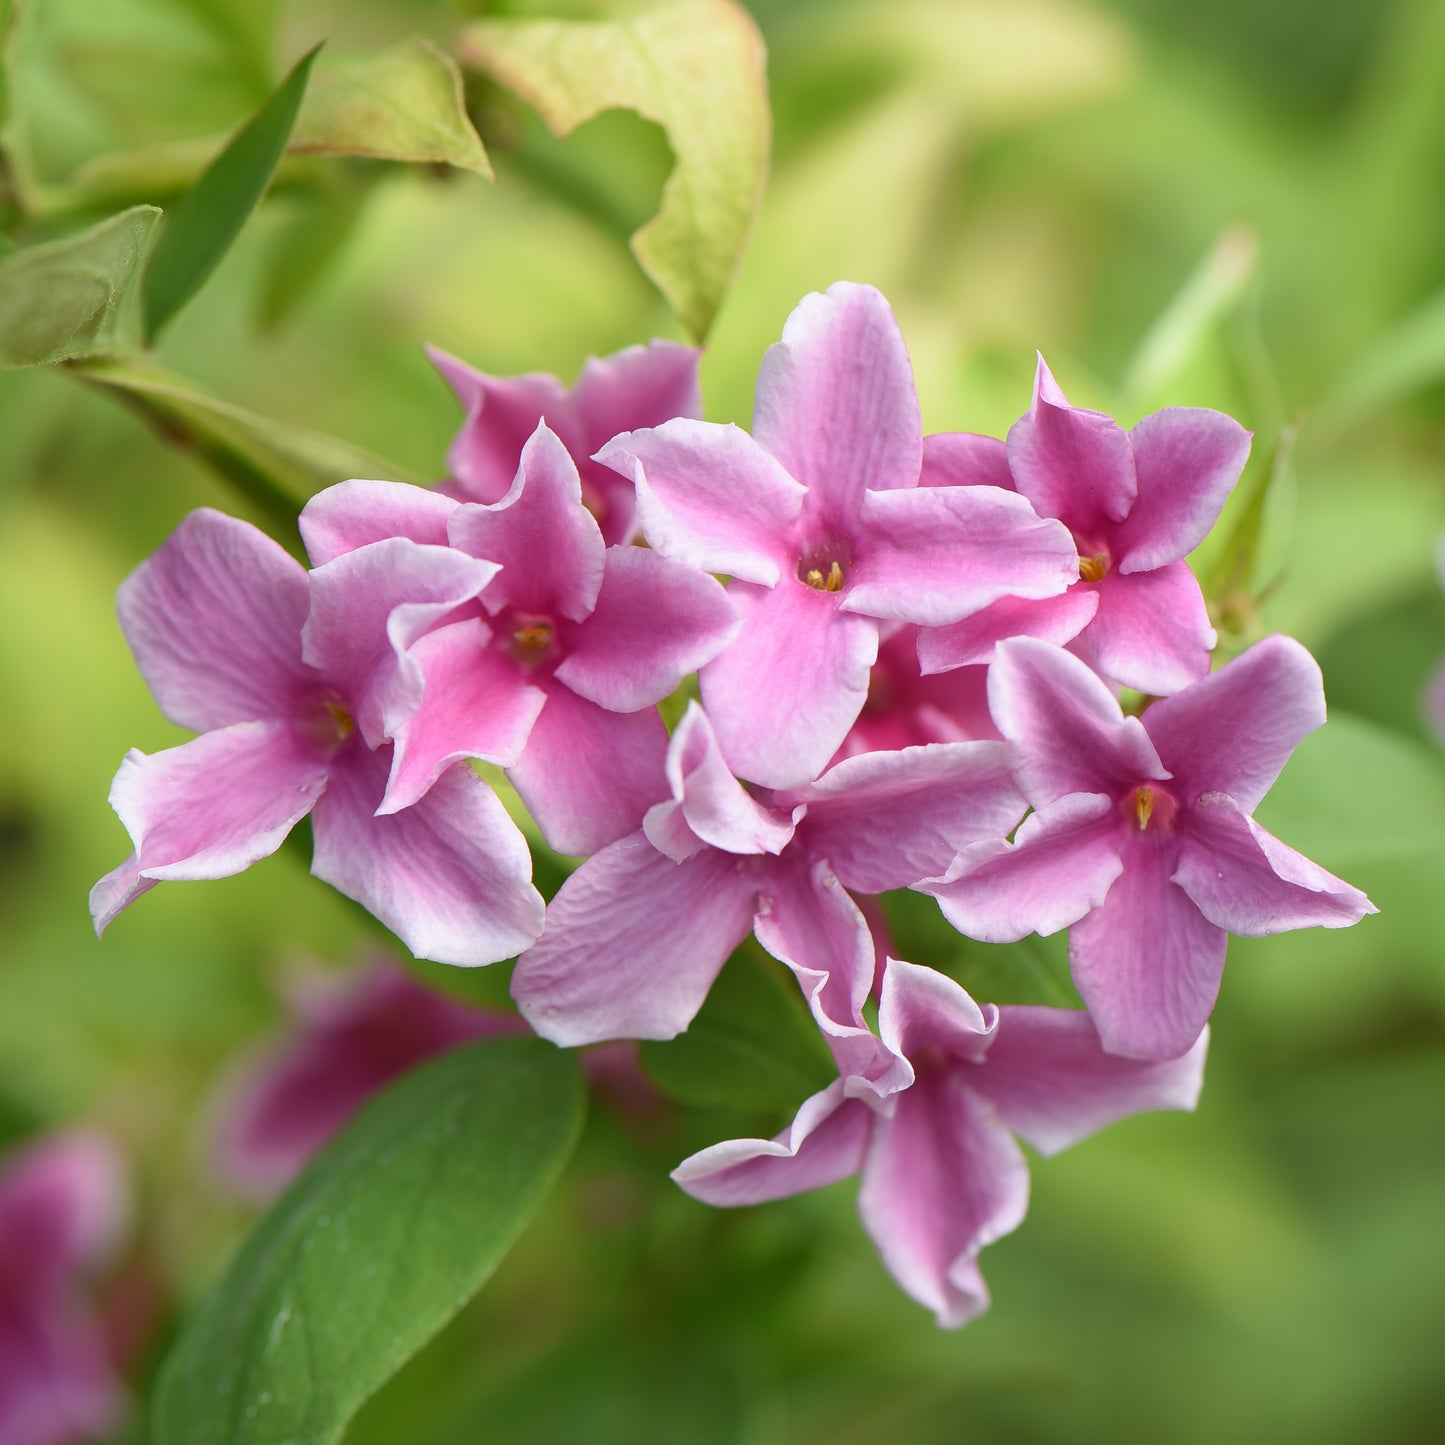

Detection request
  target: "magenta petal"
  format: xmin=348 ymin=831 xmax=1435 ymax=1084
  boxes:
xmin=917 ymin=587 xmax=1099 ymax=673
xmin=920 ymin=432 xmax=1014 ymax=491
xmin=1174 ymin=796 xmax=1376 ymax=935
xmin=1142 ymin=634 xmax=1326 ymax=810
xmin=700 ymin=580 xmax=879 ymax=789
xmin=554 ymin=545 xmax=739 ymax=712
xmin=857 ymin=1074 xmax=1028 ymax=1329
xmin=978 ymin=1007 xmax=1207 ymax=1156
xmin=598 ymin=420 xmax=804 ymax=585
xmin=382 ymin=618 xmax=546 ymax=814
xmin=311 ymin=746 xmax=543 ymax=968
xmin=512 ymin=836 xmax=759 ymax=1044
xmin=846 ymin=485 xmax=1078 ymax=625
xmin=1006 ymin=357 xmax=1137 ymax=537
xmin=572 ymin=339 xmax=703 ymax=443
xmin=91 ymin=723 xmax=328 ymax=933
xmin=1113 ymin=407 xmax=1251 ymax=573
xmin=299 ymin=480 xmax=458 ymax=566
xmin=1069 ymin=846 xmax=1225 ymax=1060
xmin=793 ymin=741 xmax=1026 ymax=894
xmin=752 ymin=282 xmax=922 ymax=524
xmin=0 ymin=1308 xmax=123 ymax=1445
xmin=672 ymin=1082 xmax=872 ymax=1206
xmin=117 ymin=509 xmax=312 ymax=732
xmin=876 ymin=959 xmax=995 ymax=1066
xmin=922 ymin=793 xmax=1123 ymax=943
xmin=1074 ymin=561 xmax=1215 ymax=696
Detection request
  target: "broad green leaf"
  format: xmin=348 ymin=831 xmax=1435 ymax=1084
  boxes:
xmin=291 ymin=39 xmax=492 ymax=176
xmin=154 ymin=1036 xmax=583 ymax=1445
xmin=0 ymin=205 xmax=159 ymax=369
xmin=142 ymin=44 xmax=320 ymax=340
xmin=640 ymin=947 xmax=834 ymax=1113
xmin=459 ymin=0 xmax=769 ymax=341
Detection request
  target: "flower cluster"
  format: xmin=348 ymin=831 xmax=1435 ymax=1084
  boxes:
xmin=94 ymin=283 xmax=1375 ymax=1325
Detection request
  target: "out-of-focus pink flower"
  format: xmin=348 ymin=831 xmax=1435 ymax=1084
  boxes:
xmin=0 ymin=1132 xmax=126 ymax=1445
xmin=429 ymin=340 xmax=703 ymax=546
xmin=919 ymin=359 xmax=1251 ymax=694
xmin=675 ymin=959 xmax=1206 ymax=1328
xmin=1423 ymin=534 xmax=1445 ymax=745
xmin=923 ymin=637 xmax=1376 ymax=1059
xmin=91 ymin=511 xmax=544 ymax=967
xmin=597 ymin=283 xmax=1078 ymax=788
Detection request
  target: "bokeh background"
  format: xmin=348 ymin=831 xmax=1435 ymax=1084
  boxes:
xmin=2 ymin=0 xmax=1444 ymax=1440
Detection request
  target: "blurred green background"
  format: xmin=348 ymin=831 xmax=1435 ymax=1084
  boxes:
xmin=2 ymin=0 xmax=1444 ymax=1440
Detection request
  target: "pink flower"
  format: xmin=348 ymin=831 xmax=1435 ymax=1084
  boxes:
xmin=0 ymin=1132 xmax=126 ymax=1445
xmin=510 ymin=702 xmax=1025 ymax=1045
xmin=923 ymin=636 xmax=1377 ymax=1059
xmin=430 ymin=339 xmax=702 ymax=546
xmin=919 ymin=359 xmax=1252 ymax=694
xmin=91 ymin=511 xmax=544 ymax=967
xmin=596 ymin=283 xmax=1079 ymax=788
xmin=674 ymin=959 xmax=1206 ymax=1328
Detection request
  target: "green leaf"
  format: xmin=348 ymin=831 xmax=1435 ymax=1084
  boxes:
xmin=142 ymin=44 xmax=321 ymax=340
xmin=291 ymin=39 xmax=492 ymax=176
xmin=0 ymin=0 xmax=35 ymax=220
xmin=0 ymin=205 xmax=160 ymax=369
xmin=640 ymin=947 xmax=835 ymax=1113
xmin=458 ymin=0 xmax=770 ymax=341
xmin=154 ymin=1036 xmax=583 ymax=1445
xmin=1320 ymin=285 xmax=1445 ymax=432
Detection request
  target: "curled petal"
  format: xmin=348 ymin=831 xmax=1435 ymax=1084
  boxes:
xmin=877 ymin=959 xmax=995 ymax=1067
xmin=299 ymin=480 xmax=457 ymax=566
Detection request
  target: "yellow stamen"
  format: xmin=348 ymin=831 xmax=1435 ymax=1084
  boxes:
xmin=325 ymin=700 xmax=355 ymax=741
xmin=512 ymin=621 xmax=555 ymax=665
xmin=1079 ymin=552 xmax=1109 ymax=584
xmin=804 ymin=560 xmax=845 ymax=592
xmin=1134 ymin=786 xmax=1155 ymax=831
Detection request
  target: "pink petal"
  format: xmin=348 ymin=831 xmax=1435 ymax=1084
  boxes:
xmin=1173 ymin=795 xmax=1376 ymax=936
xmin=310 ymin=745 xmax=543 ymax=968
xmin=916 ymin=587 xmax=1099 ymax=673
xmin=91 ymin=723 xmax=328 ymax=933
xmin=381 ymin=618 xmax=546 ymax=814
xmin=512 ymin=835 xmax=760 ymax=1044
xmin=920 ymin=432 xmax=1014 ymax=490
xmin=597 ymin=419 xmax=804 ymax=585
xmin=876 ymin=959 xmax=995 ymax=1066
xmin=553 ymin=545 xmax=739 ymax=713
xmin=791 ymin=741 xmax=1026 ymax=894
xmin=299 ymin=480 xmax=458 ymax=566
xmin=1006 ymin=357 xmax=1137 ymax=538
xmin=1073 ymin=561 xmax=1215 ymax=696
xmin=116 ymin=509 xmax=312 ymax=732
xmin=978 ymin=1007 xmax=1207 ymax=1156
xmin=988 ymin=637 xmax=1169 ymax=803
xmin=448 ymin=422 xmax=606 ymax=624
xmin=922 ymin=793 xmax=1124 ymax=943
xmin=1141 ymin=634 xmax=1326 ymax=811
xmin=845 ymin=485 xmax=1078 ymax=625
xmin=0 ymin=1307 xmax=123 ymax=1445
xmin=700 ymin=579 xmax=879 ymax=789
xmin=1068 ymin=843 xmax=1226 ymax=1060
xmin=508 ymin=682 xmax=669 ymax=856
xmin=752 ymin=282 xmax=922 ymax=529
xmin=1113 ymin=407 xmax=1251 ymax=573
xmin=571 ymin=339 xmax=703 ymax=447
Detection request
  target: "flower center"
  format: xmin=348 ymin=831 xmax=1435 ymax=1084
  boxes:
xmin=305 ymin=695 xmax=356 ymax=751
xmin=510 ymin=617 xmax=557 ymax=667
xmin=1124 ymin=783 xmax=1177 ymax=832
xmin=1079 ymin=551 xmax=1110 ymax=583
xmin=798 ymin=550 xmax=846 ymax=592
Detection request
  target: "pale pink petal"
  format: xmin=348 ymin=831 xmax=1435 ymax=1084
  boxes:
xmin=876 ymin=959 xmax=995 ymax=1066
xmin=844 ymin=485 xmax=1078 ymax=625
xmin=298 ymin=480 xmax=458 ymax=566
xmin=752 ymin=282 xmax=922 ymax=527
xmin=978 ymin=1007 xmax=1207 ymax=1156
xmin=921 ymin=793 xmax=1123 ymax=943
xmin=672 ymin=1082 xmax=872 ymax=1205
xmin=916 ymin=587 xmax=1098 ymax=673
xmin=700 ymin=580 xmax=879 ymax=789
xmin=553 ymin=545 xmax=739 ymax=712
xmin=91 ymin=723 xmax=328 ymax=933
xmin=381 ymin=618 xmax=546 ymax=814
xmin=116 ymin=509 xmax=312 ymax=732
xmin=988 ymin=637 xmax=1168 ymax=803
xmin=857 ymin=1073 xmax=1028 ymax=1329
xmin=508 ymin=682 xmax=668 ymax=856
xmin=1173 ymin=796 xmax=1376 ymax=935
xmin=1141 ymin=634 xmax=1326 ymax=810
xmin=1005 ymin=357 xmax=1136 ymax=538
xmin=310 ymin=746 xmax=543 ymax=968
xmin=571 ymin=339 xmax=703 ymax=443
xmin=1073 ymin=561 xmax=1215 ymax=696
xmin=919 ymin=432 xmax=1013 ymax=491
xmin=448 ymin=423 xmax=605 ymax=623
xmin=791 ymin=741 xmax=1026 ymax=893
xmin=1068 ymin=844 xmax=1225 ymax=1060
xmin=1425 ymin=654 xmax=1445 ymax=745
xmin=512 ymin=836 xmax=760 ymax=1044
xmin=598 ymin=420 xmax=804 ymax=585
xmin=1113 ymin=407 xmax=1251 ymax=573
